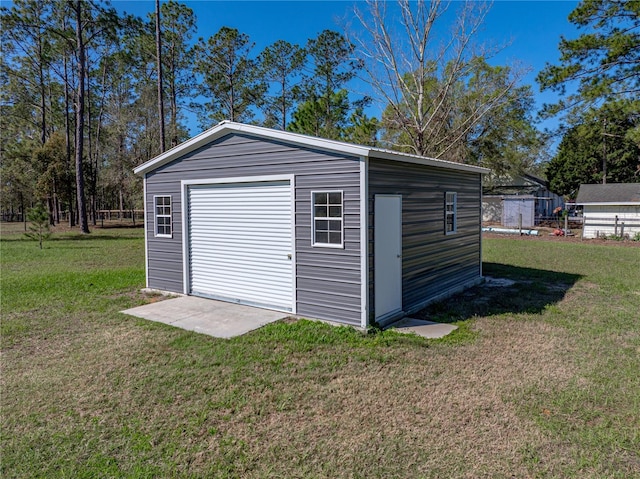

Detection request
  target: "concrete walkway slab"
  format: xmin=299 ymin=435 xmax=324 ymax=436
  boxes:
xmin=390 ymin=317 xmax=458 ymax=339
xmin=122 ymin=296 xmax=288 ymax=339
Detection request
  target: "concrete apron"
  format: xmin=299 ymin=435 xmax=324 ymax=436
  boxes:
xmin=123 ymin=295 xmax=457 ymax=340
xmin=389 ymin=317 xmax=458 ymax=339
xmin=122 ymin=296 xmax=288 ymax=339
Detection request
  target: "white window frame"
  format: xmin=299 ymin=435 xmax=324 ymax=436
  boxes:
xmin=154 ymin=195 xmax=172 ymax=238
xmin=312 ymin=190 xmax=344 ymax=248
xmin=445 ymin=191 xmax=457 ymax=235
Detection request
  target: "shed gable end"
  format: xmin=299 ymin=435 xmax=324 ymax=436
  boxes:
xmin=144 ymin=132 xmax=363 ymax=326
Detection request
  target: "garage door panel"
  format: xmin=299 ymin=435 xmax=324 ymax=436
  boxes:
xmin=190 ymin=227 xmax=291 ymax=238
xmin=190 ymin=254 xmax=294 ymax=274
xmin=188 ymin=181 xmax=293 ymax=312
xmin=190 ymin=231 xmax=291 ymax=244
xmin=193 ymin=280 xmax=291 ymax=300
xmin=189 ymin=210 xmax=292 ymax=219
xmin=193 ymin=276 xmax=291 ymax=295
xmin=190 ymin=252 xmax=291 ymax=268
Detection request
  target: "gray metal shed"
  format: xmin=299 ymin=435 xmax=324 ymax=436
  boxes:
xmin=134 ymin=121 xmax=488 ymax=328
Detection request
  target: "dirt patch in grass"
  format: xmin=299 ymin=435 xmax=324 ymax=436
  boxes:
xmin=108 ymin=289 xmax=170 ymax=304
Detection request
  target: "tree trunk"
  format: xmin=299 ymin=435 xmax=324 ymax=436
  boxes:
xmin=229 ymin=77 xmax=235 ymax=122
xmin=86 ymin=57 xmax=95 ymax=226
xmin=74 ymin=0 xmax=89 ymax=234
xmin=48 ymin=197 xmax=55 ymax=226
xmin=170 ymin=78 xmax=178 ymax=146
xmin=281 ymin=77 xmax=286 ymax=130
xmin=86 ymin=58 xmax=107 ymax=227
xmin=38 ymin=34 xmax=47 ymax=146
xmin=156 ymin=0 xmax=166 ymax=153
xmin=602 ymin=118 xmax=607 ymax=184
xmin=52 ymin=178 xmax=59 ymax=224
xmin=63 ymin=55 xmax=76 ymax=227
xmin=21 ymin=193 xmax=26 ymax=231
xmin=54 ymin=194 xmax=59 ymax=225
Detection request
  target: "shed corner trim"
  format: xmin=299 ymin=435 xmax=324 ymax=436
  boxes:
xmin=359 ymin=155 xmax=369 ymax=329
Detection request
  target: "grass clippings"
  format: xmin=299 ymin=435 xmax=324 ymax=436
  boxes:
xmin=1 ymin=225 xmax=639 ymax=478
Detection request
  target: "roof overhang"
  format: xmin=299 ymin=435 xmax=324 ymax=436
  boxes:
xmin=133 ymin=121 xmax=490 ymax=176
xmin=577 ymin=202 xmax=640 ymax=206
xmin=369 ymin=149 xmax=489 ymax=174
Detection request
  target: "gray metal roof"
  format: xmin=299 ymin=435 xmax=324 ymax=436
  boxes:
xmin=575 ymin=183 xmax=640 ymax=205
xmin=134 ymin=121 xmax=490 ymax=176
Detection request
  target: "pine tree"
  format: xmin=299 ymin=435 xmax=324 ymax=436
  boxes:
xmin=538 ymin=0 xmax=640 ymax=118
xmin=294 ymin=30 xmax=363 ymax=140
xmin=194 ymin=27 xmax=265 ymax=127
xmin=159 ymin=0 xmax=196 ymax=147
xmin=546 ymin=100 xmax=640 ymax=197
xmin=25 ymin=204 xmax=51 ymax=249
xmin=258 ymin=40 xmax=306 ymax=130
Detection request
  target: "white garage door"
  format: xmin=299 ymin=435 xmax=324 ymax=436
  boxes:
xmin=187 ymin=180 xmax=293 ymax=312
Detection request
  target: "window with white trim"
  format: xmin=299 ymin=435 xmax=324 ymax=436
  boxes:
xmin=445 ymin=192 xmax=457 ymax=234
xmin=155 ymin=196 xmax=172 ymax=237
xmin=312 ymin=191 xmax=343 ymax=247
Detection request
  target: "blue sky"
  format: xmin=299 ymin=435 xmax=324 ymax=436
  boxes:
xmin=112 ymin=0 xmax=581 ymax=136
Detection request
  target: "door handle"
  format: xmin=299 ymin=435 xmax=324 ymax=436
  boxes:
xmin=287 ymin=254 xmax=292 ymax=260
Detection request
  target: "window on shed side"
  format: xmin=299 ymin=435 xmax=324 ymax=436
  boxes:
xmin=445 ymin=192 xmax=457 ymax=234
xmin=312 ymin=191 xmax=343 ymax=247
xmin=155 ymin=196 xmax=172 ymax=237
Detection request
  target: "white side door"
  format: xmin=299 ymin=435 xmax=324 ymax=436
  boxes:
xmin=374 ymin=195 xmax=402 ymax=321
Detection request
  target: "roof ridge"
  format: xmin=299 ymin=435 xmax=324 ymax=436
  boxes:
xmin=134 ymin=121 xmax=489 ymax=176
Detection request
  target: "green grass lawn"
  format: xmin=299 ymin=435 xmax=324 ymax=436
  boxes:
xmin=2 ymin=226 xmax=639 ymax=478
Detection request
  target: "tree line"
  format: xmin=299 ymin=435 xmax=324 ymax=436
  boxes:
xmin=2 ymin=0 xmax=636 ymax=232
xmin=0 ymin=0 xmax=382 ymax=231
xmin=537 ymin=0 xmax=640 ymax=196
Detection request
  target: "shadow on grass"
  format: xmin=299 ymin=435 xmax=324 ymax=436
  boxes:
xmin=414 ymin=262 xmax=582 ymax=323
xmin=96 ymin=223 xmax=144 ymax=229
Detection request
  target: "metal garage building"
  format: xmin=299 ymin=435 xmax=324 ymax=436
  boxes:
xmin=134 ymin=121 xmax=488 ymax=328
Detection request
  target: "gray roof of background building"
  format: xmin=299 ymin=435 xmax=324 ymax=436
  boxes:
xmin=576 ymin=183 xmax=640 ymax=204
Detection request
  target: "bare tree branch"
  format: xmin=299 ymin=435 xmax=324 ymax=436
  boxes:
xmin=349 ymin=0 xmax=526 ymax=162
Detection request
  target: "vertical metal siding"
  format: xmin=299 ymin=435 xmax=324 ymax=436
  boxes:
xmin=144 ymin=133 xmax=362 ymax=326
xmin=368 ymin=158 xmax=482 ymax=322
